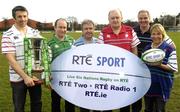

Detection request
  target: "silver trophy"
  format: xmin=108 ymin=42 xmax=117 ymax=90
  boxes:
xmin=24 ymin=37 xmax=45 ymax=84
xmin=24 ymin=36 xmax=51 ymax=85
xmin=32 ymin=38 xmax=44 ymax=80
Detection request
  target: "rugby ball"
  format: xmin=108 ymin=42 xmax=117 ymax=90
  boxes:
xmin=141 ymin=48 xmax=165 ymax=65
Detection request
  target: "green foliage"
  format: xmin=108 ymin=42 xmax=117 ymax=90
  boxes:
xmin=165 ymin=32 xmax=180 ymax=112
xmin=0 ymin=31 xmax=180 ymax=112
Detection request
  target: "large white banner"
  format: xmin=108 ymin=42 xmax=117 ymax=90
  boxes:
xmin=51 ymin=44 xmax=151 ymax=111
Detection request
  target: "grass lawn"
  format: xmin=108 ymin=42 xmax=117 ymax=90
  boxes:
xmin=0 ymin=31 xmax=180 ymax=112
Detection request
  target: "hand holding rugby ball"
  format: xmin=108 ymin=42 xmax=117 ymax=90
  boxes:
xmin=141 ymin=48 xmax=165 ymax=66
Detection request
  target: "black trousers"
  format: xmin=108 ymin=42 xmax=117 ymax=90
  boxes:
xmin=11 ymin=81 xmax=42 ymax=112
xmin=51 ymin=89 xmax=75 ymax=112
xmin=80 ymin=107 xmax=112 ymax=112
xmin=132 ymin=99 xmax=142 ymax=112
xmin=119 ymin=105 xmax=130 ymax=112
xmin=144 ymin=96 xmax=166 ymax=112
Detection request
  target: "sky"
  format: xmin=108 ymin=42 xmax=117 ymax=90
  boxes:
xmin=0 ymin=0 xmax=180 ymax=24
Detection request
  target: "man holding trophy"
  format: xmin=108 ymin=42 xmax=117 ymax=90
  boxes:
xmin=1 ymin=6 xmax=50 ymax=112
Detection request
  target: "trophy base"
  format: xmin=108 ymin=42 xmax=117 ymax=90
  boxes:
xmin=32 ymin=69 xmax=44 ymax=73
xmin=33 ymin=79 xmax=44 ymax=85
xmin=32 ymin=69 xmax=44 ymax=84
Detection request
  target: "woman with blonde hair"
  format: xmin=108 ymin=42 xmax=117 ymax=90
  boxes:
xmin=143 ymin=23 xmax=178 ymax=112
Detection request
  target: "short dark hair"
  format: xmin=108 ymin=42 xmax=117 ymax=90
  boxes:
xmin=12 ymin=6 xmax=28 ymax=19
xmin=54 ymin=18 xmax=67 ymax=27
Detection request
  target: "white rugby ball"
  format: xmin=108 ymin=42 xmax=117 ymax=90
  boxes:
xmin=142 ymin=48 xmax=165 ymax=65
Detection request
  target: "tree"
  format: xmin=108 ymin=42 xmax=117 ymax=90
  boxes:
xmin=159 ymin=15 xmax=176 ymax=27
xmin=153 ymin=18 xmax=159 ymax=24
xmin=66 ymin=16 xmax=78 ymax=31
xmin=176 ymin=13 xmax=180 ymax=26
xmin=124 ymin=19 xmax=138 ymax=27
xmin=2 ymin=17 xmax=8 ymax=30
xmin=36 ymin=22 xmax=43 ymax=30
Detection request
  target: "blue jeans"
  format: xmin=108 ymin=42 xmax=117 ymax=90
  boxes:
xmin=11 ymin=81 xmax=42 ymax=112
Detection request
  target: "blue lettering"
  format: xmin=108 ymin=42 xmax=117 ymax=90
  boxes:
xmin=97 ymin=56 xmax=101 ymax=66
xmin=102 ymin=57 xmax=107 ymax=66
xmin=121 ymin=58 xmax=125 ymax=67
xmin=108 ymin=57 xmax=113 ymax=66
xmin=115 ymin=58 xmax=120 ymax=67
xmin=97 ymin=56 xmax=125 ymax=67
xmin=72 ymin=55 xmax=92 ymax=65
